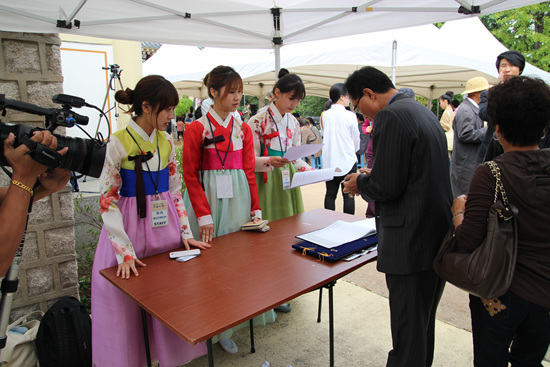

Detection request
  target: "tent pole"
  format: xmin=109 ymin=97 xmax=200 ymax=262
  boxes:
xmin=392 ymin=40 xmax=397 ymax=86
xmin=271 ymin=7 xmax=283 ymax=80
xmin=275 ymin=44 xmax=281 ymax=78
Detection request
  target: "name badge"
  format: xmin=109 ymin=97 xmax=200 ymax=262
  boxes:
xmin=282 ymin=169 xmax=291 ymax=190
xmin=151 ymin=200 xmax=169 ymax=228
xmin=216 ymin=174 xmax=233 ymax=198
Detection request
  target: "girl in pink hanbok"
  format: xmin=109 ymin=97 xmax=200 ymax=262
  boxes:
xmin=91 ymin=75 xmax=209 ymax=367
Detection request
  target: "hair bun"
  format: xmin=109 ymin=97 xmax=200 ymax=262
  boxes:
xmin=114 ymin=87 xmax=135 ymax=105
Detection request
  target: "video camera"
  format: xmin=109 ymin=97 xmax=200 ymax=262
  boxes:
xmin=0 ymin=93 xmax=107 ymax=178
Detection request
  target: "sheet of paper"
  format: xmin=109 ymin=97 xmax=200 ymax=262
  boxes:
xmin=283 ymin=144 xmax=323 ymax=161
xmin=290 ymin=167 xmax=342 ymax=188
xmin=296 ymin=218 xmax=377 ymax=249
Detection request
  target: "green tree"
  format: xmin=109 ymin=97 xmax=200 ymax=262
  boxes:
xmin=293 ymin=96 xmax=328 ymax=117
xmin=175 ymin=96 xmax=193 ymax=118
xmin=481 ymin=2 xmax=550 ymax=71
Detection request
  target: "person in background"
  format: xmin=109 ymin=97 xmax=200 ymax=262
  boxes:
xmin=243 ymin=103 xmax=251 ymax=122
xmin=476 ymin=50 xmax=525 ymax=163
xmin=356 ymin=113 xmax=370 ymax=166
xmin=307 ymin=117 xmax=323 ymax=167
xmin=299 ymin=118 xmax=320 ymax=165
xmin=451 ymin=99 xmax=460 ymax=111
xmin=182 ymin=65 xmax=275 ymax=354
xmin=91 ymin=75 xmax=209 ymax=367
xmin=0 ymin=131 xmax=70 ymax=277
xmin=176 ymin=116 xmax=184 ymax=141
xmin=452 ymin=76 xmax=550 ymax=367
xmin=450 ymin=77 xmax=488 ymax=197
xmin=186 ymin=106 xmax=195 ymax=122
xmin=343 ymin=66 xmax=451 ymax=367
xmin=322 ymin=83 xmax=360 ymax=215
xmin=439 ymin=91 xmax=455 ymax=159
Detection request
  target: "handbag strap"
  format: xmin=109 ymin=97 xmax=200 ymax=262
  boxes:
xmin=6 ymin=310 xmax=44 ymax=330
xmin=486 ymin=161 xmax=513 ymax=220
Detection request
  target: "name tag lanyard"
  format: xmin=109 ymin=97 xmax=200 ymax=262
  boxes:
xmin=267 ymin=108 xmax=289 ymax=155
xmin=268 ymin=108 xmax=292 ymax=190
xmin=126 ymin=128 xmax=161 ymax=198
xmin=206 ymin=114 xmax=234 ymax=174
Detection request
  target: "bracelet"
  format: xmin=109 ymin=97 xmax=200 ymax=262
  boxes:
xmin=11 ymin=180 xmax=34 ymax=196
xmin=452 ymin=211 xmax=464 ymax=219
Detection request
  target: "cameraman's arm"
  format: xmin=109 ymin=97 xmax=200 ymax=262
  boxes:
xmin=0 ymin=131 xmax=68 ymax=276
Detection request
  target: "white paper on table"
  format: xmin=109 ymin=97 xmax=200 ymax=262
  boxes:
xmin=296 ymin=218 xmax=377 ymax=249
xmin=290 ymin=167 xmax=341 ymax=188
xmin=283 ymin=144 xmax=323 ymax=161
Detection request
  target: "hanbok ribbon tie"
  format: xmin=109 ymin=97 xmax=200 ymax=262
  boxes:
xmin=128 ymin=151 xmax=154 ymax=218
xmin=262 ymin=131 xmax=280 ymax=184
xmin=202 ymin=134 xmax=225 ymax=148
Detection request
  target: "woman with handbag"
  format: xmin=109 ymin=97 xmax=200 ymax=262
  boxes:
xmin=451 ymin=76 xmax=550 ymax=366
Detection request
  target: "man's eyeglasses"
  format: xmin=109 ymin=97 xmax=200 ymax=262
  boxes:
xmin=353 ymin=95 xmax=363 ymax=113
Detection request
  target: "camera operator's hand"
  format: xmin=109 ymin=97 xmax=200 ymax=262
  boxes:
xmin=4 ymin=131 xmax=68 ymax=187
xmin=35 ymin=168 xmax=71 ymax=200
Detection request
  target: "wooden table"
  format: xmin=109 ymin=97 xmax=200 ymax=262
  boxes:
xmin=100 ymin=208 xmax=377 ymax=366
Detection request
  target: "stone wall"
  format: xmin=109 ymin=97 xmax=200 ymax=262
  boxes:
xmin=0 ymin=31 xmax=79 ymax=320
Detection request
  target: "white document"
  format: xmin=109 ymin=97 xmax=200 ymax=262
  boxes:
xmin=296 ymin=218 xmax=377 ymax=249
xmin=283 ymin=144 xmax=323 ymax=161
xmin=290 ymin=167 xmax=342 ymax=188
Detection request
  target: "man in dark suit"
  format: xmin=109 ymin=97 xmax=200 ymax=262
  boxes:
xmin=343 ymin=67 xmax=452 ymax=367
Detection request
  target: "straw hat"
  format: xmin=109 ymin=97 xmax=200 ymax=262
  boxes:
xmin=462 ymin=77 xmax=489 ymax=95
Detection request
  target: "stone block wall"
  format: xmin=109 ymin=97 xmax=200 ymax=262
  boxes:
xmin=0 ymin=31 xmax=79 ymax=320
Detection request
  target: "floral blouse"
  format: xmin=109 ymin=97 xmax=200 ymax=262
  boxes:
xmin=99 ymin=120 xmax=193 ymax=264
xmin=247 ymin=103 xmax=313 ymax=173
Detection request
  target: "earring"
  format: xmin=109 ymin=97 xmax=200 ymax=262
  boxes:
xmin=492 ymin=131 xmax=501 ymax=141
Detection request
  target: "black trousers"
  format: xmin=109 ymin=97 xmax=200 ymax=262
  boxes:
xmin=385 ymin=270 xmax=445 ymax=367
xmin=470 ymin=291 xmax=550 ymax=367
xmin=324 ymin=164 xmax=357 ymax=215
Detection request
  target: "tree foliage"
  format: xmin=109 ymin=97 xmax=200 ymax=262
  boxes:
xmin=481 ymin=2 xmax=550 ymax=71
xmin=175 ymin=96 xmax=193 ymax=118
xmin=293 ymin=96 xmax=329 ymax=117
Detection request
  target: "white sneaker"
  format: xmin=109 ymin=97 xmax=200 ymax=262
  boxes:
xmin=219 ymin=338 xmax=238 ymax=354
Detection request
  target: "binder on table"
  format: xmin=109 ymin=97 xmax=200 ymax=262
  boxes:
xmin=292 ymin=234 xmax=377 ymax=262
xmin=292 ymin=218 xmax=378 ymax=262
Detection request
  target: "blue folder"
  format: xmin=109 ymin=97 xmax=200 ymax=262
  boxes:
xmin=292 ymin=234 xmax=378 ymax=263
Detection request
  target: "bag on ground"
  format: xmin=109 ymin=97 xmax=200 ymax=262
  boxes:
xmin=36 ymin=296 xmax=91 ymax=367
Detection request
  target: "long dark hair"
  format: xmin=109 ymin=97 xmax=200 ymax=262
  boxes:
xmin=327 ymin=83 xmax=347 ymax=108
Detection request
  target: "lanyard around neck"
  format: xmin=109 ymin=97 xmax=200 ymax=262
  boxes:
xmin=267 ymin=107 xmax=289 ymax=154
xmin=126 ymin=127 xmax=161 ymax=196
xmin=206 ymin=113 xmax=234 ymax=172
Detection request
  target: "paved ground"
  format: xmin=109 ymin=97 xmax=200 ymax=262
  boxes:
xmin=74 ymin=166 xmax=549 ymax=366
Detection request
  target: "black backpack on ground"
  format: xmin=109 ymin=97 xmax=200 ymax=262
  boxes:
xmin=36 ymin=296 xmax=92 ymax=367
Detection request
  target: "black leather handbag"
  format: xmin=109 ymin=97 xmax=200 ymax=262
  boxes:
xmin=433 ymin=161 xmax=518 ymax=299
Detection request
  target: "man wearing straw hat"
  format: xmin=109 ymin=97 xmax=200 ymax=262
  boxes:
xmin=450 ymin=76 xmax=489 ymax=197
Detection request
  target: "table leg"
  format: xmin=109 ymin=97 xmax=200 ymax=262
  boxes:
xmin=317 ymin=287 xmax=323 ymax=323
xmin=327 ymin=280 xmax=336 ymax=367
xmin=140 ymin=308 xmax=152 ymax=367
xmin=249 ymin=319 xmax=256 ymax=353
xmin=207 ymin=338 xmax=214 ymax=367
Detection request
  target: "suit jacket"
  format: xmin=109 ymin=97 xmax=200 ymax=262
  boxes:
xmin=357 ymin=92 xmax=452 ymax=274
xmin=450 ymin=98 xmax=487 ymax=197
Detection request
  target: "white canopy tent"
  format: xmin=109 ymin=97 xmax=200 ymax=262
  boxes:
xmin=143 ymin=17 xmax=550 ymax=101
xmin=0 ymin=0 xmax=545 ymax=74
